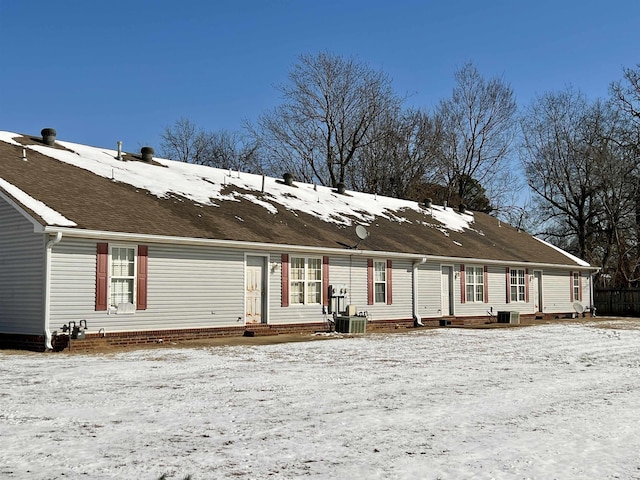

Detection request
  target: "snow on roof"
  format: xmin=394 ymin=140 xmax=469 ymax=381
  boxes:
xmin=534 ymin=237 xmax=590 ymax=267
xmin=5 ymin=131 xmax=475 ymax=233
xmin=0 ymin=131 xmax=22 ymax=146
xmin=0 ymin=177 xmax=77 ymax=227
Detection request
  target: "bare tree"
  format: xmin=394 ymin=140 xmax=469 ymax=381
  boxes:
xmin=159 ymin=118 xmax=212 ymax=164
xmin=160 ymin=118 xmax=261 ymax=172
xmin=254 ymin=52 xmax=400 ymax=186
xmin=519 ymin=86 xmax=639 ymax=282
xmin=611 ymin=64 xmax=640 ymax=148
xmin=348 ymin=108 xmax=442 ymax=200
xmin=435 ymin=63 xmax=518 ymax=211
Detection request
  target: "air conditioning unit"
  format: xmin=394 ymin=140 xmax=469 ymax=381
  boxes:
xmin=497 ymin=311 xmax=520 ymax=324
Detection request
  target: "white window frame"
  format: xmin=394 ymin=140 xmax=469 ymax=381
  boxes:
xmin=374 ymin=260 xmax=387 ymax=304
xmin=573 ymin=272 xmax=581 ymax=301
xmin=290 ymin=256 xmax=322 ymax=305
xmin=465 ymin=265 xmax=484 ymax=303
xmin=109 ymin=245 xmax=137 ymax=308
xmin=510 ymin=268 xmax=526 ymax=302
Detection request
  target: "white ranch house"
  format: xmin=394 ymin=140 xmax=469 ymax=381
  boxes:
xmin=0 ymin=129 xmax=596 ymax=351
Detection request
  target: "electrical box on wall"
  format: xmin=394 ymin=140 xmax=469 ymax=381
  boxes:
xmin=330 ymin=284 xmax=349 ymax=297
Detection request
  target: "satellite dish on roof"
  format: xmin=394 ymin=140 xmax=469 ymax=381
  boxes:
xmin=356 ymin=225 xmax=370 ymax=240
xmin=573 ymin=301 xmax=585 ymax=316
xmin=337 ymin=225 xmax=371 ymax=249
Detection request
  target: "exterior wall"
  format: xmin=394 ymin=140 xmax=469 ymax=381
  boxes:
xmin=50 ymin=238 xmax=246 ymax=334
xmin=416 ymin=262 xmax=443 ymax=318
xmin=0 ymin=199 xmax=44 ymax=335
xmin=45 ymin=234 xmax=595 ymax=343
xmin=268 ymin=254 xmax=414 ymax=324
xmin=542 ymin=268 xmax=587 ymax=316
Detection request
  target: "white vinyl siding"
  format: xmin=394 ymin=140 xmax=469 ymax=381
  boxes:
xmin=416 ymin=262 xmax=443 ymax=318
xmin=0 ymin=199 xmax=45 ymax=335
xmin=49 ymin=239 xmax=246 ymax=333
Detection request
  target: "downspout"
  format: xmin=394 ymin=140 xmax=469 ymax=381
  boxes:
xmin=44 ymin=231 xmax=62 ymax=350
xmin=412 ymin=257 xmax=427 ymax=326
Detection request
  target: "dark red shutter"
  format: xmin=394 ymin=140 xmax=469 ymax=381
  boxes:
xmin=281 ymin=254 xmax=289 ymax=307
xmin=367 ymin=259 xmax=374 ymax=305
xmin=136 ymin=245 xmax=148 ymax=310
xmin=525 ymin=268 xmax=530 ymax=304
xmin=95 ymin=243 xmax=108 ymax=311
xmin=460 ymin=264 xmax=466 ymax=304
xmin=506 ymin=267 xmax=511 ymax=304
xmin=483 ymin=265 xmax=489 ymax=303
xmin=386 ymin=260 xmax=393 ymax=305
xmin=322 ymin=256 xmax=330 ymax=306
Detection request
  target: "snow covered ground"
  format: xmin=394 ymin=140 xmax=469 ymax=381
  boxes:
xmin=2 ymin=319 xmax=640 ymax=480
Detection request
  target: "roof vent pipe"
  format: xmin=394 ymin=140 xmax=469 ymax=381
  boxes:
xmin=459 ymin=203 xmax=467 ymax=214
xmin=117 ymin=141 xmax=123 ymax=160
xmin=140 ymin=146 xmax=154 ymax=162
xmin=336 ymin=182 xmax=347 ymax=195
xmin=41 ymin=128 xmax=56 ymax=145
xmin=423 ymin=198 xmax=432 ymax=209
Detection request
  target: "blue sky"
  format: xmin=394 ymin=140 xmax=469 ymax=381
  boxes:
xmin=1 ymin=0 xmax=638 ymax=153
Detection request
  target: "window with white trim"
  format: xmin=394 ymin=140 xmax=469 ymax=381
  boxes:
xmin=110 ymin=246 xmax=136 ymax=307
xmin=573 ymin=272 xmax=580 ymax=301
xmin=510 ymin=268 xmax=526 ymax=302
xmin=465 ymin=266 xmax=484 ymax=302
xmin=374 ymin=260 xmax=387 ymax=303
xmin=290 ymin=257 xmax=322 ymax=305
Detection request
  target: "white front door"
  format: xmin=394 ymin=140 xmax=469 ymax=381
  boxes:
xmin=246 ymin=256 xmax=265 ymax=324
xmin=441 ymin=266 xmax=453 ymax=316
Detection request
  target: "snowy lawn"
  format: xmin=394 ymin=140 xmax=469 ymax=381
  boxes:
xmin=1 ymin=320 xmax=640 ymax=480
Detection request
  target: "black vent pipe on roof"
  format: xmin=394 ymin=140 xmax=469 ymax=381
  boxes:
xmin=41 ymin=128 xmax=56 ymax=145
xmin=336 ymin=182 xmax=347 ymax=195
xmin=140 ymin=146 xmax=154 ymax=162
xmin=283 ymin=172 xmax=294 ymax=186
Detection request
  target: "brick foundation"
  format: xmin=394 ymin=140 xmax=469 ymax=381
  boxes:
xmin=0 ymin=311 xmax=593 ymax=352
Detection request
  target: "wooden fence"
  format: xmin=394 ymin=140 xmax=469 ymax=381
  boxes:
xmin=594 ymin=288 xmax=640 ymax=316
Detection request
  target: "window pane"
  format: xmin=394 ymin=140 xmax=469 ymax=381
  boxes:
xmin=375 ymin=283 xmax=386 ymax=303
xmin=466 ymin=269 xmax=474 ymax=284
xmin=475 ymin=285 xmax=484 ymax=302
xmin=307 ymin=258 xmax=321 ymax=281
xmin=111 ymin=278 xmax=133 ymax=306
xmin=307 ymin=281 xmax=321 ymax=304
xmin=291 ymin=257 xmax=305 ymax=281
xmin=290 ymin=281 xmax=304 ymax=304
xmin=466 ymin=285 xmax=474 ymax=302
xmin=112 ymin=247 xmax=134 ymax=277
xmin=374 ymin=261 xmax=386 ymax=282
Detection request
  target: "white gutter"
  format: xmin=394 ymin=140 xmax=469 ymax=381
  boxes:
xmin=43 ymin=231 xmax=62 ymax=350
xmin=41 ymin=226 xmax=599 ymax=272
xmin=412 ymin=257 xmax=428 ymax=326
